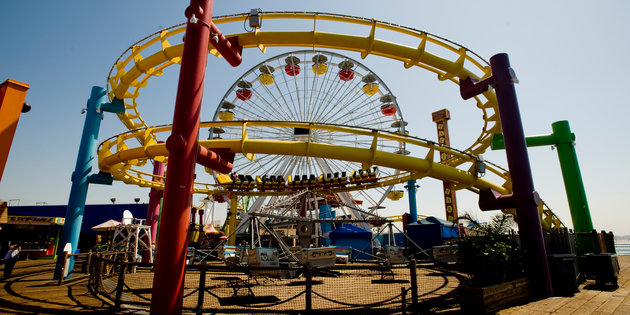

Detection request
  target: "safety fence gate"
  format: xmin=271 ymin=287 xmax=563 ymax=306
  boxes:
xmin=88 ymin=255 xmax=463 ymax=314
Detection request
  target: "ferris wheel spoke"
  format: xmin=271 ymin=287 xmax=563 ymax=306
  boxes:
xmin=246 ymin=127 xmax=291 ymax=139
xmin=313 ymin=70 xmax=355 ymax=122
xmin=233 ymin=103 xmax=278 ymax=121
xmin=309 ymin=70 xmax=337 ymax=121
xmin=246 ymin=85 xmax=293 ymax=122
xmin=310 ymin=56 xmax=342 ymax=121
xmin=318 ymin=91 xmax=363 ymax=124
xmin=234 ymin=154 xmax=279 ymax=174
xmin=248 ymin=82 xmax=294 ymax=121
xmin=275 ymin=64 xmax=301 ymax=121
xmin=256 ymin=76 xmax=296 ymax=121
xmin=292 ymin=67 xmax=305 ymax=121
xmin=323 ymin=91 xmax=377 ymax=125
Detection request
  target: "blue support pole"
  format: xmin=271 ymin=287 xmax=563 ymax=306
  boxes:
xmin=405 ymin=179 xmax=418 ymax=224
xmin=54 ymin=87 xmax=123 ymax=280
xmin=318 ymin=204 xmax=333 ymax=246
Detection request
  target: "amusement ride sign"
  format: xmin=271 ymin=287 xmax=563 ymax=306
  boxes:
xmin=432 ymin=109 xmax=459 ymax=223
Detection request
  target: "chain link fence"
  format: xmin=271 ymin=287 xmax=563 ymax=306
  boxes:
xmin=87 ymin=255 xmax=464 ymax=313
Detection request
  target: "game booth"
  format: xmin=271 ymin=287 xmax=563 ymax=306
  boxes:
xmin=1 ymin=215 xmax=65 ymax=259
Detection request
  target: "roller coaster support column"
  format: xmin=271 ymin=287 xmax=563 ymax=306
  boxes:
xmin=53 ymin=86 xmax=124 ymax=280
xmin=150 ymin=0 xmax=242 ymax=313
xmin=491 ymin=120 xmax=595 ymax=253
xmin=146 ymin=160 xmax=164 ymax=243
xmin=227 ymin=194 xmax=238 ymax=246
xmin=404 ymin=180 xmax=419 ymax=224
xmin=0 ymin=79 xmax=29 ymax=182
xmin=460 ymin=53 xmax=552 ymax=298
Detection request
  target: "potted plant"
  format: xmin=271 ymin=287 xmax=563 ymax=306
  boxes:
xmin=457 ymin=213 xmax=529 ymax=313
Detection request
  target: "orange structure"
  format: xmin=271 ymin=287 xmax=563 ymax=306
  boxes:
xmin=0 ymin=79 xmax=30 ymax=182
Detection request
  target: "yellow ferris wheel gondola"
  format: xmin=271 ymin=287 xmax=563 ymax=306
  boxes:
xmin=312 ymin=54 xmax=328 ymax=75
xmin=387 ymin=190 xmax=404 ymax=201
xmin=361 ymin=73 xmax=379 ymax=95
xmin=258 ymin=65 xmax=275 ymax=85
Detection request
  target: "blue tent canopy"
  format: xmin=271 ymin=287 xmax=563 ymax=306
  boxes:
xmin=329 ymin=224 xmax=372 ymax=260
xmin=329 ymin=223 xmax=372 ymax=240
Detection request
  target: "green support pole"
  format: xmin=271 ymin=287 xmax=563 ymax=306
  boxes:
xmin=491 ymin=120 xmax=596 ymax=253
xmin=551 ymin=121 xmax=595 ymax=253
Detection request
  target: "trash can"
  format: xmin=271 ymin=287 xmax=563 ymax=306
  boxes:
xmin=579 ymin=253 xmax=619 ymax=286
xmin=548 ymin=254 xmax=579 ymax=296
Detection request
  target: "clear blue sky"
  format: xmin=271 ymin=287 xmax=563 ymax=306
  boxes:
xmin=1 ymin=1 xmax=629 ymax=235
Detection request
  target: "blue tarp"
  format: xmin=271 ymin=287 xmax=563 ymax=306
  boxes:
xmin=406 ymin=216 xmax=459 ymax=254
xmin=417 ymin=216 xmax=459 ymax=238
xmin=329 ymin=224 xmax=372 ymax=240
xmin=329 ymin=224 xmax=372 ymax=260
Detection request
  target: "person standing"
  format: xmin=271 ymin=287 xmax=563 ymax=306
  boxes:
xmin=2 ymin=244 xmax=20 ymax=279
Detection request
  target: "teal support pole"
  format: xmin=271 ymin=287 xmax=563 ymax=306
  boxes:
xmin=53 ymin=87 xmax=123 ymax=280
xmin=405 ymin=179 xmax=419 ymax=223
xmin=491 ymin=120 xmax=595 ymax=253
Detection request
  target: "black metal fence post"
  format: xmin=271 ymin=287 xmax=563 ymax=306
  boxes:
xmin=115 ymin=258 xmax=127 ymax=310
xmin=196 ymin=263 xmax=207 ymax=314
xmin=81 ymin=250 xmax=92 ymax=273
xmin=410 ymin=259 xmax=418 ymax=310
xmin=95 ymin=253 xmax=103 ymax=292
xmin=401 ymin=287 xmax=407 ymax=315
xmin=305 ymin=265 xmax=313 ymax=313
xmin=57 ymin=251 xmax=68 ymax=286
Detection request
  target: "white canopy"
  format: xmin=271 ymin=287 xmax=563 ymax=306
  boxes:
xmin=91 ymin=219 xmax=121 ymax=232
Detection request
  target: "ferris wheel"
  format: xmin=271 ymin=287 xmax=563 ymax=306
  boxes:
xmin=209 ymin=50 xmax=409 ymax=215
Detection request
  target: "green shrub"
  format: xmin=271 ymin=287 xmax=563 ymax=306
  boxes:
xmin=457 ymin=213 xmax=525 ymax=286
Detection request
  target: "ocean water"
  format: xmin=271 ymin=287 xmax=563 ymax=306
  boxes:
xmin=615 ymin=244 xmax=630 ymax=255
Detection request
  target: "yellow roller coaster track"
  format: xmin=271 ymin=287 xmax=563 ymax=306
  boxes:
xmin=106 ymin=11 xmax=499 ymax=165
xmin=98 ymin=121 xmax=509 ymax=196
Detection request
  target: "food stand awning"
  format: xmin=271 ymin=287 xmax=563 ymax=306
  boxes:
xmin=8 ymin=216 xmax=65 ymax=225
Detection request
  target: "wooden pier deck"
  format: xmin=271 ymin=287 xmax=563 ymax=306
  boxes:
xmin=0 ymin=256 xmax=628 ymax=314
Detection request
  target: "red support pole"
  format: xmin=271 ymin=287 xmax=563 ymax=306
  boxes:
xmin=149 ymin=0 xmax=241 ymax=313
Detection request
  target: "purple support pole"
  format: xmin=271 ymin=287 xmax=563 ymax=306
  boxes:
xmin=461 ymin=53 xmax=553 ymax=298
xmin=490 ymin=53 xmax=552 ymax=298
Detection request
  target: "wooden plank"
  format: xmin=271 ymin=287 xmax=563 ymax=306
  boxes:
xmin=570 ymin=291 xmax=612 ymax=315
xmin=533 ymin=296 xmax=572 ymax=313
xmin=596 ymin=295 xmax=625 ymax=313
